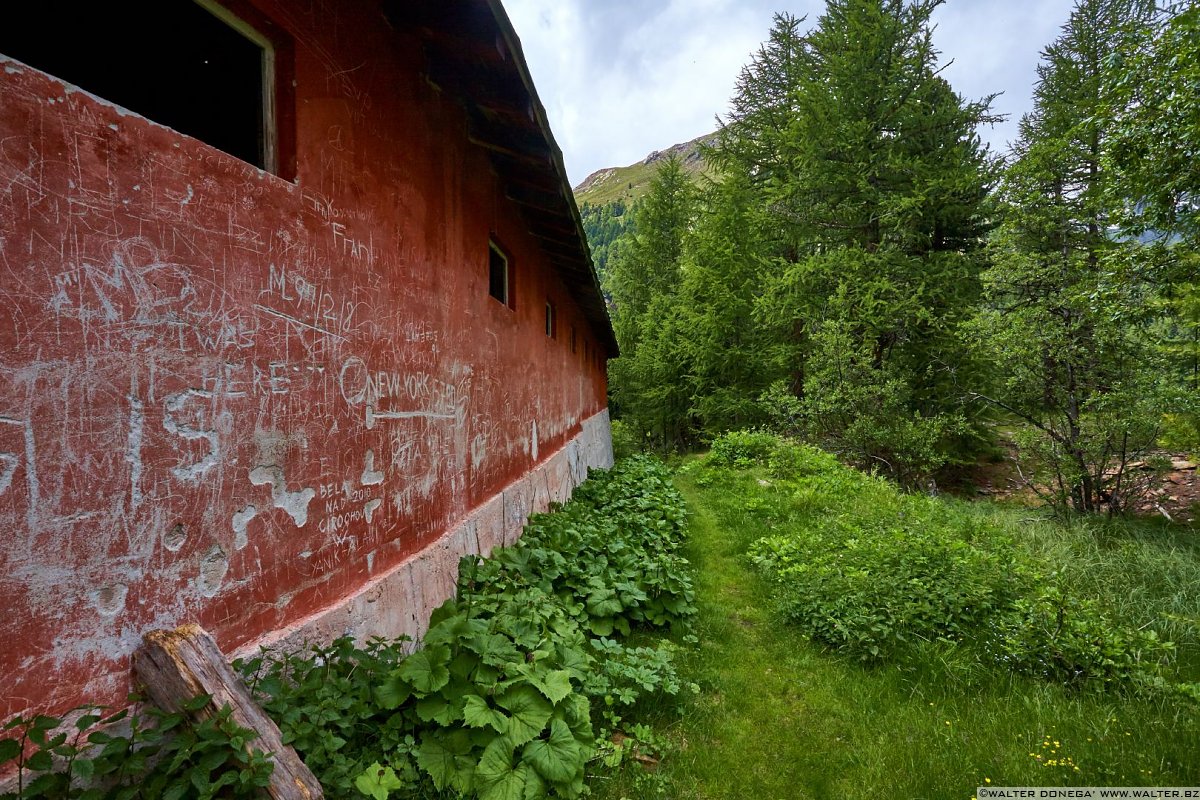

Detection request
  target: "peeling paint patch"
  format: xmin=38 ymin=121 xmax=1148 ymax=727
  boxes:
xmin=250 ymin=465 xmax=316 ymax=527
xmin=363 ymin=498 xmax=382 ymax=523
xmin=162 ymin=389 xmax=219 ymax=482
xmin=531 ymin=421 xmax=539 ymax=461
xmin=125 ymin=394 xmax=144 ymax=509
xmin=91 ymin=584 xmax=127 ymax=617
xmin=163 ymin=523 xmax=187 ymax=552
xmin=360 ymin=450 xmax=384 ymax=485
xmin=0 ymin=452 xmax=16 ymax=494
xmin=196 ymin=544 xmax=228 ymax=598
xmin=232 ymin=505 xmax=258 ymax=550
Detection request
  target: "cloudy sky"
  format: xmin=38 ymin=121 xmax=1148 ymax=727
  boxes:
xmin=501 ymin=1 xmax=1078 ymax=188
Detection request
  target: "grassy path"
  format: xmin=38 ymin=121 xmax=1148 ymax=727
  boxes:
xmin=657 ymin=470 xmax=1200 ymax=800
xmin=668 ymin=474 xmax=858 ymax=799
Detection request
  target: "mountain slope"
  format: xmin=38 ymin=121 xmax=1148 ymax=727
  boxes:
xmin=573 ymin=132 xmax=715 ymax=207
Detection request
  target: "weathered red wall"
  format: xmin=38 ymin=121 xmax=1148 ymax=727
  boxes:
xmin=0 ymin=0 xmax=608 ymax=719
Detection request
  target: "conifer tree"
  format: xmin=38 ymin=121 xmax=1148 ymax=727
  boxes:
xmin=712 ymin=13 xmax=808 ymax=190
xmin=1104 ymin=3 xmax=1200 ymax=444
xmin=729 ymin=0 xmax=998 ymax=483
xmin=605 ymin=157 xmax=696 ymax=448
xmin=675 ymin=173 xmax=777 ymax=435
xmin=967 ymin=0 xmax=1161 ymax=513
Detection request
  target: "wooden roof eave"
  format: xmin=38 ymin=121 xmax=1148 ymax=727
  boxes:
xmin=385 ymin=0 xmax=617 ymax=356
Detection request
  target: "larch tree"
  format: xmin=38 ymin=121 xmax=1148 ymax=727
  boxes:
xmin=731 ymin=0 xmax=998 ymax=484
xmin=967 ymin=0 xmax=1161 ymax=513
xmin=1104 ymin=3 xmax=1200 ymax=449
xmin=605 ymin=156 xmax=697 ymax=449
xmin=675 ymin=172 xmax=778 ymax=436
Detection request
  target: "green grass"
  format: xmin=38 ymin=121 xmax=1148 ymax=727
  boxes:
xmin=593 ymin=446 xmax=1200 ymax=799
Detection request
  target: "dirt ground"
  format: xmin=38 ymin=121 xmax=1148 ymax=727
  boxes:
xmin=968 ymin=454 xmax=1200 ymax=524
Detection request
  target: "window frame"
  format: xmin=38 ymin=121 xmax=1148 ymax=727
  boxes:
xmin=0 ymin=0 xmax=293 ymax=177
xmin=195 ymin=0 xmax=279 ymax=174
xmin=488 ymin=239 xmax=513 ymax=308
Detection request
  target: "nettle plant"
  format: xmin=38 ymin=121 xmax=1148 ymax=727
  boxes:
xmin=0 ymin=698 xmax=273 ymax=800
xmin=240 ymin=455 xmax=696 ymax=800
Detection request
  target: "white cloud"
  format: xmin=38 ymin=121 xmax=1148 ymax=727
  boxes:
xmin=504 ymin=0 xmax=1078 ymax=186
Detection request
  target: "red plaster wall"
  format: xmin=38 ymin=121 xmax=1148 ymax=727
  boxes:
xmin=0 ymin=0 xmax=608 ymax=720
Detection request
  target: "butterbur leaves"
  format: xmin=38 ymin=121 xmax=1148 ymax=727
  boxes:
xmin=496 ymin=686 xmax=553 ymax=748
xmin=214 ymin=455 xmax=689 ymax=800
xmin=522 ymin=719 xmax=581 ymax=785
xmin=462 ymin=695 xmax=508 ymax=734
xmin=415 ymin=694 xmax=460 ymax=726
xmin=398 ymin=644 xmax=452 ymax=695
xmin=373 ymin=674 xmax=412 ymax=710
xmin=475 ymin=738 xmax=527 ymax=800
xmin=473 ymin=632 xmax=524 ymax=668
xmin=416 ymin=729 xmax=476 ymax=793
xmin=525 ymin=668 xmax=574 ymax=705
xmin=585 ymin=586 xmax=624 ymax=618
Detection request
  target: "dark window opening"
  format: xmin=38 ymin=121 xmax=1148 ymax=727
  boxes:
xmin=1 ymin=1 xmax=273 ymax=171
xmin=545 ymin=301 xmax=556 ymax=339
xmin=488 ymin=240 xmax=510 ymax=306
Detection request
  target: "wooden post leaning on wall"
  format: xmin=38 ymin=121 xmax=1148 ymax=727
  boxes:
xmin=133 ymin=624 xmax=324 ymax=800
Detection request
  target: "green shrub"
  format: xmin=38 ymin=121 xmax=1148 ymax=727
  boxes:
xmin=749 ymin=498 xmax=1024 ymax=660
xmin=609 ymin=417 xmax=640 ymax=459
xmin=0 ymin=699 xmax=274 ymax=800
xmin=721 ymin=431 xmax=1180 ymax=692
xmin=237 ymin=454 xmax=694 ymax=800
xmin=988 ymin=588 xmax=1176 ymax=689
xmin=238 ymin=637 xmax=421 ymax=797
xmin=708 ymin=429 xmax=780 ymax=468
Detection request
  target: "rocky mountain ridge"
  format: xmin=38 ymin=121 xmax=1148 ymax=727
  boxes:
xmin=573 ymin=131 xmax=715 ymax=206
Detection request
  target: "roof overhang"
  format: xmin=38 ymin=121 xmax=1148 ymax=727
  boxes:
xmin=382 ymin=0 xmax=618 ymax=356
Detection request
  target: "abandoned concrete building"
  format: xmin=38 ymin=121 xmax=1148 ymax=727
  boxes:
xmin=0 ymin=0 xmax=614 ymax=721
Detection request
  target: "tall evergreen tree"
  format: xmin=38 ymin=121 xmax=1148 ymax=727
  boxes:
xmin=605 ymin=157 xmax=697 ymax=448
xmin=733 ymin=0 xmax=998 ymax=483
xmin=712 ymin=13 xmax=808 ymax=190
xmin=967 ymin=0 xmax=1161 ymax=513
xmin=676 ymin=173 xmax=778 ymax=435
xmin=1104 ymin=3 xmax=1200 ymax=441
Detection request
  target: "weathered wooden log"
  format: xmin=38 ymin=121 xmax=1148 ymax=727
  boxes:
xmin=133 ymin=624 xmax=323 ymax=800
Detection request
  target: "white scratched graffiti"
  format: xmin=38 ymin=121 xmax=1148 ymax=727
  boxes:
xmin=338 ymin=356 xmax=465 ymax=430
xmin=45 ymin=237 xmax=259 ymax=354
xmin=0 ymin=414 xmax=39 ymax=531
xmin=162 ymin=389 xmax=220 ymax=482
xmin=253 ymin=263 xmax=368 ymax=359
xmin=49 ymin=237 xmax=195 ymax=329
xmin=199 ymin=359 xmax=325 ymax=399
xmin=330 ymin=221 xmax=374 ymax=264
xmin=0 ymin=452 xmax=17 ymax=493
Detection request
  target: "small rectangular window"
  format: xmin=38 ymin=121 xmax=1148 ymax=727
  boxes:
xmin=489 ymin=240 xmax=510 ymax=306
xmin=1 ymin=1 xmax=281 ymax=173
xmin=545 ymin=301 xmax=556 ymax=339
